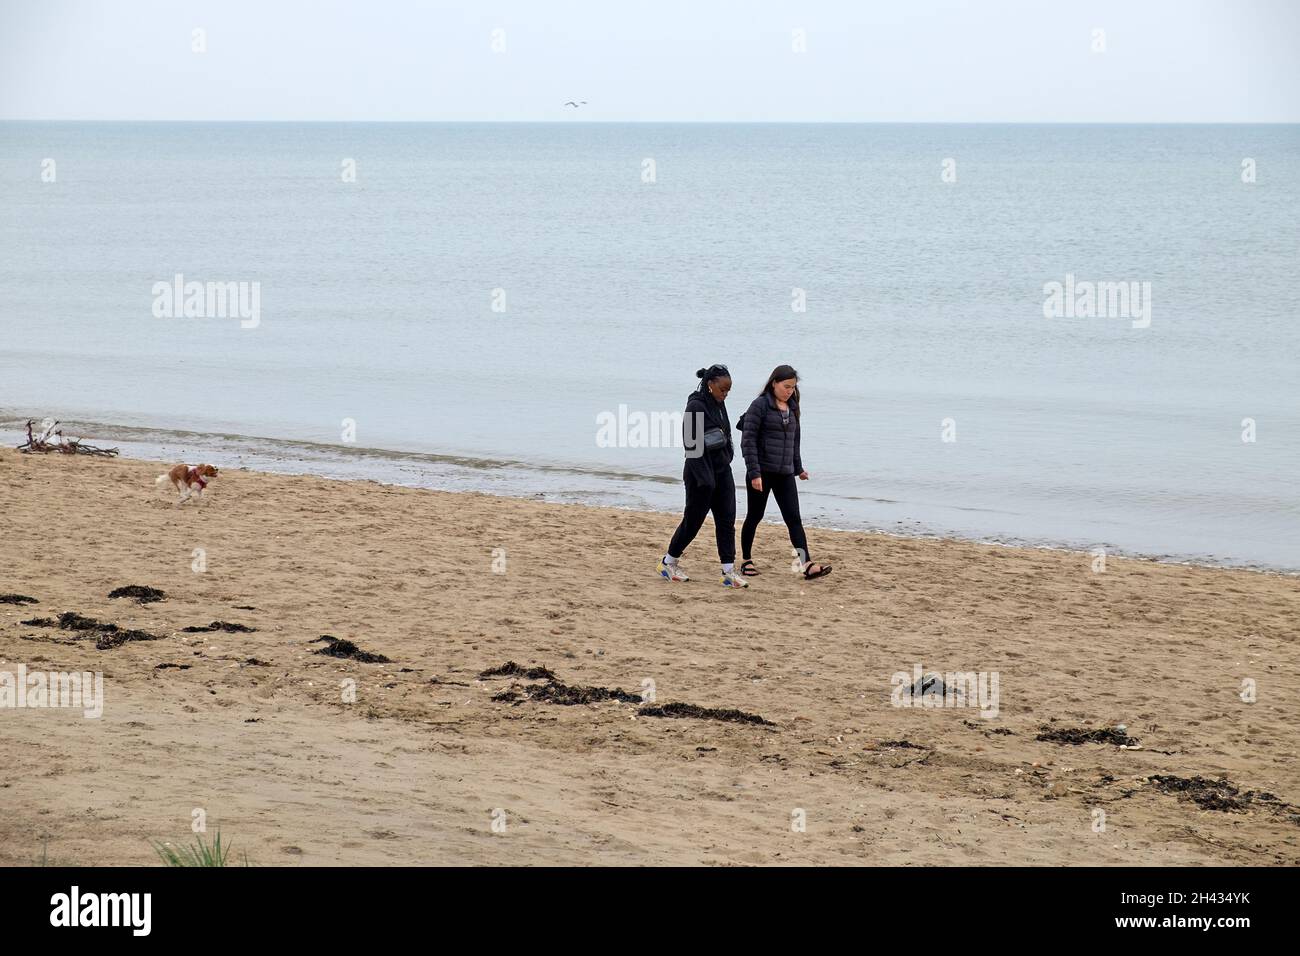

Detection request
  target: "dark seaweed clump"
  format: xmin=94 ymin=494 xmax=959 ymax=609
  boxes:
xmin=1036 ymin=726 xmax=1137 ymax=747
xmin=182 ymin=621 xmax=257 ymax=633
xmin=481 ymin=663 xmax=772 ymax=725
xmin=23 ymin=611 xmax=159 ymax=649
xmin=490 ymin=678 xmax=640 ymax=706
xmin=638 ymin=702 xmax=773 ymax=726
xmin=526 ymin=680 xmax=641 ymax=705
xmin=1148 ymin=775 xmax=1288 ymax=814
xmin=93 ymin=628 xmax=162 ymax=650
xmin=478 ymin=661 xmax=557 ymax=682
xmin=312 ymin=635 xmax=391 ymax=664
xmin=56 ymin=612 xmax=104 ymax=631
xmin=108 ymin=585 xmax=166 ymax=604
xmin=0 ymin=593 xmax=38 ymax=605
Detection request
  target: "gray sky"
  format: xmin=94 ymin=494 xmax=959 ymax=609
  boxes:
xmin=2 ymin=0 xmax=1297 ymax=121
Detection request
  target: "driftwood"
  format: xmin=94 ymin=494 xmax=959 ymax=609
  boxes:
xmin=17 ymin=419 xmax=119 ymax=457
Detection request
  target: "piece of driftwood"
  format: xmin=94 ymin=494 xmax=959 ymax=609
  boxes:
xmin=17 ymin=419 xmax=119 ymax=456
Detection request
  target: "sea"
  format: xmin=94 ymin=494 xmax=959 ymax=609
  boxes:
xmin=2 ymin=121 xmax=1297 ymax=571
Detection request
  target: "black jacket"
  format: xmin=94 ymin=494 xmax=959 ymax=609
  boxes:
xmin=682 ymin=389 xmax=734 ymax=488
xmin=740 ymin=392 xmax=802 ymax=480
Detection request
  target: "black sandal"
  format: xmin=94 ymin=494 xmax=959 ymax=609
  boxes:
xmin=740 ymin=560 xmax=760 ymax=576
xmin=803 ymin=562 xmax=832 ymax=580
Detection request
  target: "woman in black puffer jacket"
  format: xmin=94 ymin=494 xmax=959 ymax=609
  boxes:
xmin=739 ymin=365 xmax=831 ymax=579
xmin=658 ymin=365 xmax=749 ymax=589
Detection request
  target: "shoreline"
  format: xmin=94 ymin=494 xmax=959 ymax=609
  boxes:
xmin=5 ymin=416 xmax=1295 ymax=578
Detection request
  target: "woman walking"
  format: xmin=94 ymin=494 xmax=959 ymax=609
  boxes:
xmin=658 ymin=364 xmax=749 ymax=589
xmin=739 ymin=365 xmax=831 ymax=579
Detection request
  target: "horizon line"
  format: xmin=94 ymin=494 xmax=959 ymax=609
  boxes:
xmin=4 ymin=118 xmax=1299 ymax=125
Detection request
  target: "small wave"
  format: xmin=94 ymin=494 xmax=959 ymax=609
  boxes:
xmin=0 ymin=415 xmax=678 ymax=486
xmin=4 ymin=412 xmax=1295 ymax=576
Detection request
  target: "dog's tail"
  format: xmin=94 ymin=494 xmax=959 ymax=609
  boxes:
xmin=155 ymin=473 xmax=169 ymax=487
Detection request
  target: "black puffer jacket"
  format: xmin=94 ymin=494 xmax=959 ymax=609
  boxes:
xmin=682 ymin=389 xmax=734 ymax=488
xmin=740 ymin=393 xmax=801 ymax=481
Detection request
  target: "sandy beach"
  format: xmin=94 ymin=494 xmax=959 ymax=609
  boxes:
xmin=1 ymin=447 xmax=1297 ymax=866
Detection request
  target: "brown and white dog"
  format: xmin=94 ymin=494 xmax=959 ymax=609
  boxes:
xmin=155 ymin=463 xmax=219 ymax=507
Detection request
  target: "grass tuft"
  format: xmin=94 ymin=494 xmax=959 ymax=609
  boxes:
xmin=153 ymin=830 xmax=249 ymax=867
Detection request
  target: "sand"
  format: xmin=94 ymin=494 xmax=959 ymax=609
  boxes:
xmin=1 ymin=447 xmax=1297 ymax=866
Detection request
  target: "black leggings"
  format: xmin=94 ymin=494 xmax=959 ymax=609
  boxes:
xmin=741 ymin=472 xmax=810 ymax=562
xmin=667 ymin=469 xmax=736 ymax=564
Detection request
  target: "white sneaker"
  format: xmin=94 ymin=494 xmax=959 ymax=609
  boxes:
xmin=721 ymin=571 xmax=749 ymax=589
xmin=658 ymin=559 xmax=689 ymax=582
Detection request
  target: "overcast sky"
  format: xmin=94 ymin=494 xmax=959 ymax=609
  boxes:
xmin=1 ymin=0 xmax=1297 ymax=122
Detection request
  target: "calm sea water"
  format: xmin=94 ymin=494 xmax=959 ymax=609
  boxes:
xmin=2 ymin=122 xmax=1297 ymax=570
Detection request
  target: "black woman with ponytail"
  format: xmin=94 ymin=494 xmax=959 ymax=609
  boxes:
xmin=738 ymin=364 xmax=831 ymax=580
xmin=658 ymin=364 xmax=749 ymax=589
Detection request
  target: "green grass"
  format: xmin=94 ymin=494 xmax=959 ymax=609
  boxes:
xmin=153 ymin=830 xmax=249 ymax=867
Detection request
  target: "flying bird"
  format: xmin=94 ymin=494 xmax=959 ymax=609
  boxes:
xmin=564 ymin=101 xmax=588 ymax=108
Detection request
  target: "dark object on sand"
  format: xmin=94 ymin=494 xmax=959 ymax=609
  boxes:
xmin=56 ymin=611 xmax=107 ymax=631
xmin=873 ymin=739 xmax=927 ymax=750
xmin=312 ymin=635 xmax=391 ymax=664
xmin=0 ymin=594 xmax=38 ymax=605
xmin=18 ymin=419 xmax=119 ymax=456
xmin=521 ymin=680 xmax=641 ymax=706
xmin=479 ymin=661 xmax=637 ymax=705
xmin=101 ymin=629 xmax=155 ymax=649
xmin=109 ymin=585 xmax=166 ymax=604
xmin=963 ymin=719 xmax=1014 ymax=735
xmin=182 ymin=621 xmax=257 ymax=633
xmin=481 ymin=662 xmax=771 ymax=724
xmin=490 ymin=680 xmax=640 ymax=705
xmin=429 ymin=676 xmax=471 ymax=687
xmin=478 ymin=661 xmax=558 ymax=682
xmin=1036 ymin=725 xmax=1138 ymax=747
xmin=1148 ymin=774 xmax=1287 ymax=813
xmin=155 ymin=663 xmax=192 ymax=670
xmin=93 ymin=626 xmax=161 ymax=650
xmin=25 ymin=611 xmax=161 ymax=650
xmin=638 ymin=702 xmax=774 ymax=726
xmin=903 ymin=674 xmax=944 ymax=700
